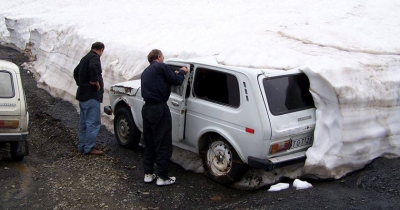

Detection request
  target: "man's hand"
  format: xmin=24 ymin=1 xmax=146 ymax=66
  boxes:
xmin=180 ymin=66 xmax=188 ymax=75
xmin=90 ymin=81 xmax=100 ymax=91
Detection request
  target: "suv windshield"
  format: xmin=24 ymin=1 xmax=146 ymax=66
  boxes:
xmin=263 ymin=73 xmax=314 ymax=115
xmin=0 ymin=71 xmax=14 ymax=98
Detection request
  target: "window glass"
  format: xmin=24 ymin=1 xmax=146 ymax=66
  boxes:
xmin=168 ymin=65 xmax=184 ymax=96
xmin=263 ymin=73 xmax=314 ymax=115
xmin=193 ymin=68 xmax=240 ymax=107
xmin=0 ymin=71 xmax=14 ymax=98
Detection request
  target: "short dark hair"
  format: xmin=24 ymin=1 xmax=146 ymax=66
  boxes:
xmin=91 ymin=42 xmax=105 ymax=50
xmin=147 ymin=49 xmax=162 ymax=63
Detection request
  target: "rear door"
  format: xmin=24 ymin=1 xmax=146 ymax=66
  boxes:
xmin=166 ymin=61 xmax=190 ymax=142
xmin=258 ymin=73 xmax=316 ymax=148
xmin=0 ymin=69 xmax=21 ymax=116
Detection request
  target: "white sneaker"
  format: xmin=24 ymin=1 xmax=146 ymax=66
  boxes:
xmin=156 ymin=177 xmax=176 ymax=186
xmin=144 ymin=174 xmax=156 ymax=183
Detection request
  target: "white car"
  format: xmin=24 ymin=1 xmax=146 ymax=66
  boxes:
xmin=0 ymin=60 xmax=29 ymax=161
xmin=105 ymin=57 xmax=315 ymax=184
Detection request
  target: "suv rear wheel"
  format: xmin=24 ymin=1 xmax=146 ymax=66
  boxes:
xmin=114 ymin=107 xmax=141 ymax=148
xmin=202 ymin=136 xmax=247 ymax=184
xmin=10 ymin=142 xmax=24 ymax=161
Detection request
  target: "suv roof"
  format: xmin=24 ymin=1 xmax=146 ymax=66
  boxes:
xmin=166 ymin=57 xmax=303 ymax=78
xmin=0 ymin=60 xmax=20 ymax=73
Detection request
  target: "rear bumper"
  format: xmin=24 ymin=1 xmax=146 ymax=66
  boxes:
xmin=0 ymin=133 xmax=28 ymax=141
xmin=248 ymin=151 xmax=306 ymax=171
xmin=0 ymin=134 xmax=29 ymax=156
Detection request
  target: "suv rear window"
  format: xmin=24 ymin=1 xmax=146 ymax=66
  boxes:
xmin=0 ymin=71 xmax=14 ymax=98
xmin=263 ymin=73 xmax=314 ymax=115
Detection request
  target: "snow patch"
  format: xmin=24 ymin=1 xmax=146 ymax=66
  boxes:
xmin=293 ymin=179 xmax=313 ymax=190
xmin=268 ymin=183 xmax=290 ymax=192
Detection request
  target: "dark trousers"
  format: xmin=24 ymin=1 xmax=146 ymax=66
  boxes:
xmin=141 ymin=102 xmax=172 ymax=179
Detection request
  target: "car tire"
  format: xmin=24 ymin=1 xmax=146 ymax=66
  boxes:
xmin=10 ymin=142 xmax=24 ymax=162
xmin=202 ymin=136 xmax=247 ymax=184
xmin=114 ymin=107 xmax=141 ymax=149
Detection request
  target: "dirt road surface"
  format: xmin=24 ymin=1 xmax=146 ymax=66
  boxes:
xmin=1 ymin=45 xmax=399 ymax=210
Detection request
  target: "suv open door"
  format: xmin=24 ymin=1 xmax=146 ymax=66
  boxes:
xmin=166 ymin=61 xmax=191 ymax=142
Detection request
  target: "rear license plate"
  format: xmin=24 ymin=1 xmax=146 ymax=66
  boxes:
xmin=291 ymin=136 xmax=313 ymax=149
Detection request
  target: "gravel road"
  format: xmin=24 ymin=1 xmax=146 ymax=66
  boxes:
xmin=0 ymin=45 xmax=399 ymax=210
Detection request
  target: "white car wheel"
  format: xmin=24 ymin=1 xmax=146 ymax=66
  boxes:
xmin=203 ymin=137 xmax=247 ymax=184
xmin=207 ymin=140 xmax=233 ymax=176
xmin=114 ymin=107 xmax=141 ymax=148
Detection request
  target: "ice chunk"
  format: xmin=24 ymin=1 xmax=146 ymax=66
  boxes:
xmin=293 ymin=179 xmax=313 ymax=190
xmin=268 ymin=183 xmax=290 ymax=192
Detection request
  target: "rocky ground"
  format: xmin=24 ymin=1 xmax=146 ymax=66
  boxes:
xmin=1 ymin=45 xmax=400 ymax=210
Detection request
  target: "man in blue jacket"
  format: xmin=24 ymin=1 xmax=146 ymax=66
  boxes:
xmin=141 ymin=49 xmax=188 ymax=186
xmin=73 ymin=42 xmax=105 ymax=155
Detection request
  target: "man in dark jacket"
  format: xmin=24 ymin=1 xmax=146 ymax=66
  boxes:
xmin=73 ymin=42 xmax=105 ymax=155
xmin=141 ymin=49 xmax=188 ymax=186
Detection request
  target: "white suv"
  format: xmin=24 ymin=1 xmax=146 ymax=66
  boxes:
xmin=0 ymin=60 xmax=29 ymax=161
xmin=105 ymin=57 xmax=315 ymax=183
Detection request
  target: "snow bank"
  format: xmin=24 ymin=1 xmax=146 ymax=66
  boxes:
xmin=1 ymin=0 xmax=400 ymax=188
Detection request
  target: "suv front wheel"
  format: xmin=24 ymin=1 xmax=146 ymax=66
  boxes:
xmin=114 ymin=107 xmax=141 ymax=149
xmin=202 ymin=136 xmax=247 ymax=184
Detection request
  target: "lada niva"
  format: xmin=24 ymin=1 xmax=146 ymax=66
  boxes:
xmin=0 ymin=59 xmax=29 ymax=161
xmin=105 ymin=57 xmax=315 ymax=183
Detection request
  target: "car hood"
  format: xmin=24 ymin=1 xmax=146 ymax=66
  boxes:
xmin=110 ymin=79 xmax=141 ymax=96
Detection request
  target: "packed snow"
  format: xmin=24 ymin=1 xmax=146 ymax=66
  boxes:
xmin=268 ymin=183 xmax=290 ymax=192
xmin=266 ymin=179 xmax=312 ymax=192
xmin=293 ymin=179 xmax=313 ymax=190
xmin=1 ymin=0 xmax=400 ymax=189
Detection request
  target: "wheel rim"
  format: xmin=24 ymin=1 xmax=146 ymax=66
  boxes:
xmin=116 ymin=115 xmax=130 ymax=144
xmin=206 ymin=140 xmax=233 ymax=176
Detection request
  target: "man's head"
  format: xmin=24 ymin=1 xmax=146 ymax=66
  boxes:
xmin=147 ymin=49 xmax=164 ymax=63
xmin=91 ymin=42 xmax=105 ymax=56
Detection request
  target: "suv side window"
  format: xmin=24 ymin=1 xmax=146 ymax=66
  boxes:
xmin=193 ymin=67 xmax=240 ymax=107
xmin=168 ymin=65 xmax=184 ymax=96
xmin=0 ymin=71 xmax=14 ymax=98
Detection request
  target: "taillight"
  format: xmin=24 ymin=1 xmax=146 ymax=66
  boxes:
xmin=270 ymin=140 xmax=291 ymax=154
xmin=0 ymin=120 xmax=19 ymax=129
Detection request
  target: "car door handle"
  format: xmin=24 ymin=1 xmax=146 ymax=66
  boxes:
xmin=171 ymin=101 xmax=179 ymax=106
